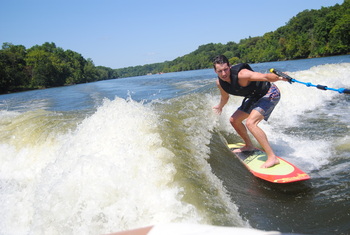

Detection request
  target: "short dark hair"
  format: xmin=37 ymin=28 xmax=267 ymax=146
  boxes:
xmin=213 ymin=55 xmax=229 ymax=69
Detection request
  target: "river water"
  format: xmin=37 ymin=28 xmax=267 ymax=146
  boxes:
xmin=0 ymin=55 xmax=349 ymax=234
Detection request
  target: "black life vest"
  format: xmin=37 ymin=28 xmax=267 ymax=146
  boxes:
xmin=219 ymin=63 xmax=271 ymax=98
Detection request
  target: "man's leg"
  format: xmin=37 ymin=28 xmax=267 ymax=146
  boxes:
xmin=230 ymin=110 xmax=255 ymax=151
xmin=245 ymin=110 xmax=280 ymax=168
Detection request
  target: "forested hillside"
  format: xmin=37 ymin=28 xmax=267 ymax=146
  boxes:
xmin=0 ymin=42 xmax=118 ymax=93
xmin=0 ymin=1 xmax=349 ymax=93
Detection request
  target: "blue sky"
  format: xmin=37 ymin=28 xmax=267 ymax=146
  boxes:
xmin=0 ymin=0 xmax=344 ymax=69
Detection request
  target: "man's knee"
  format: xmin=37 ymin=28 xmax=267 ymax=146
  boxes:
xmin=230 ymin=114 xmax=242 ymax=126
xmin=230 ymin=110 xmax=248 ymax=126
xmin=245 ymin=118 xmax=255 ymax=131
xmin=246 ymin=114 xmax=263 ymax=131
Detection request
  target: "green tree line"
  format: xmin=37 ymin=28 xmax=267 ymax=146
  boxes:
xmin=1 ymin=1 xmax=349 ymax=93
xmin=0 ymin=42 xmax=118 ymax=93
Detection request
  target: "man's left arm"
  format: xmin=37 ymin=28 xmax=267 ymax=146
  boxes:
xmin=239 ymin=69 xmax=287 ymax=83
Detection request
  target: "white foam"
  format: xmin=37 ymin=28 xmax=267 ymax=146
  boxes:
xmin=29 ymin=97 xmax=209 ymax=234
xmin=0 ymin=97 xmax=243 ymax=234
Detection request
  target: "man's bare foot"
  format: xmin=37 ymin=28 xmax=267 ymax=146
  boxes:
xmin=233 ymin=146 xmax=255 ymax=153
xmin=261 ymin=157 xmax=280 ymax=168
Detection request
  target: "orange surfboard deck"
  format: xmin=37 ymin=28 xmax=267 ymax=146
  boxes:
xmin=228 ymin=143 xmax=310 ymax=183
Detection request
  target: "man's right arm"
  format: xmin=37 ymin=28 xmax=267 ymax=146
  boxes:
xmin=213 ymin=79 xmax=229 ymax=114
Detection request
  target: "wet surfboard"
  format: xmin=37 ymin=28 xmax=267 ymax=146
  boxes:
xmin=228 ymin=143 xmax=310 ymax=183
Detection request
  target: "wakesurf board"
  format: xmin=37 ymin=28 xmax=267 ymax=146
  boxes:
xmin=228 ymin=143 xmax=310 ymax=183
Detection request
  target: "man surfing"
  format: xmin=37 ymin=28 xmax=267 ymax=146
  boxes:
xmin=212 ymin=55 xmax=288 ymax=168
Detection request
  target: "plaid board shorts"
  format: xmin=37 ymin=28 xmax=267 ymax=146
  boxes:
xmin=238 ymin=83 xmax=281 ymax=121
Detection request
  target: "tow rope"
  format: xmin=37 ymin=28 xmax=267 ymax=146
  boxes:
xmin=270 ymin=68 xmax=350 ymax=94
